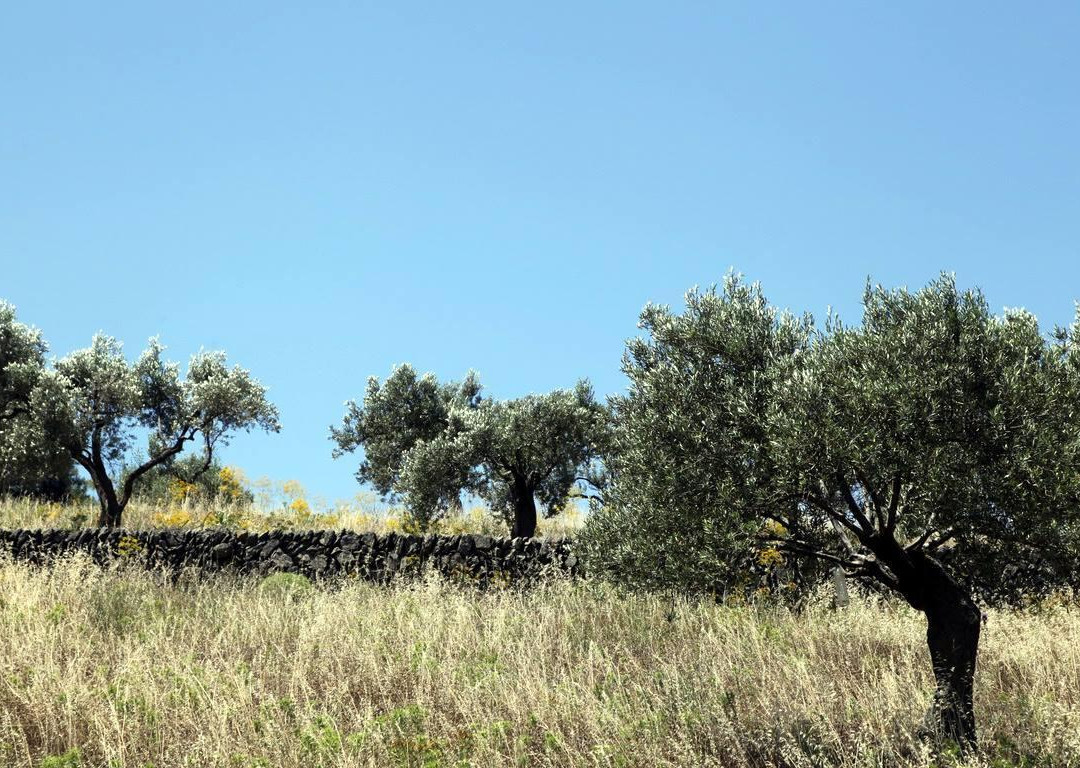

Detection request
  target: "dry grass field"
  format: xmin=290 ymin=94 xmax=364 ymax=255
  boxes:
xmin=1 ymin=552 xmax=1078 ymax=768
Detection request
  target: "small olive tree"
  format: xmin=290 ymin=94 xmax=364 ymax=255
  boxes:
xmin=332 ymin=366 xmax=609 ymax=536
xmin=582 ymin=274 xmax=1080 ymax=751
xmin=32 ymin=334 xmax=280 ymax=527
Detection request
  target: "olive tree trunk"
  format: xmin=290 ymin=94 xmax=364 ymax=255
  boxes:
xmin=920 ymin=571 xmax=981 ymax=752
xmin=510 ymin=477 xmax=538 ymax=538
xmin=871 ymin=542 xmax=981 ymax=752
xmin=96 ymin=491 xmax=125 ymax=528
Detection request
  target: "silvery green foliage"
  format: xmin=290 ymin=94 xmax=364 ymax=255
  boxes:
xmin=582 ymin=273 xmax=1080 ymax=599
xmin=0 ymin=302 xmax=80 ymax=498
xmin=32 ymin=333 xmax=280 ymax=525
xmin=397 ymin=423 xmax=481 ymax=528
xmin=0 ymin=301 xmax=45 ymax=422
xmin=580 ymin=275 xmax=813 ymax=593
xmin=331 ymin=364 xmax=483 ymax=502
xmin=333 ymin=366 xmax=610 ymax=534
xmin=447 ymin=381 xmax=611 ymax=533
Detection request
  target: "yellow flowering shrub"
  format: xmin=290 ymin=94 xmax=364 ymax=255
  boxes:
xmin=288 ymin=497 xmax=312 ymax=520
xmin=168 ymin=478 xmax=200 ymax=505
xmin=757 ymin=547 xmax=785 ymax=568
xmin=153 ymin=507 xmax=194 ymax=528
xmin=218 ymin=466 xmax=248 ymax=502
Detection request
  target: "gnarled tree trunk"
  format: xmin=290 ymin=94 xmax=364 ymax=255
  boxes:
xmin=920 ymin=567 xmax=981 ymax=751
xmin=871 ymin=541 xmax=981 ymax=752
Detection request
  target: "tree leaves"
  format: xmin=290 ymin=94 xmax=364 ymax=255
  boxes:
xmin=584 ymin=273 xmax=1080 ymax=601
xmin=332 ymin=368 xmax=610 ymax=533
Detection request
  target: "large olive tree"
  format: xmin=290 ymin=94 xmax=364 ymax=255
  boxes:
xmin=582 ymin=274 xmax=1080 ymax=751
xmin=32 ymin=334 xmax=280 ymax=527
xmin=332 ymin=366 xmax=609 ymax=536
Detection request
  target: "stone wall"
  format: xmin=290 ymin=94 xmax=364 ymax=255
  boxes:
xmin=0 ymin=528 xmax=579 ymax=584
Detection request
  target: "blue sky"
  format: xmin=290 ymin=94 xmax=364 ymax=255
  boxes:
xmin=2 ymin=2 xmax=1078 ymax=505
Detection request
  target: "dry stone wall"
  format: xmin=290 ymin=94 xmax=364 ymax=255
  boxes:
xmin=0 ymin=528 xmax=579 ymax=584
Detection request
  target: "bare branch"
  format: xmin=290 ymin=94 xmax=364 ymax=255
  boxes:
xmin=904 ymin=523 xmax=956 ymax=553
xmin=828 ymin=515 xmax=858 ymax=554
xmin=850 ymin=558 xmax=902 ymax=591
xmin=905 ymin=528 xmax=935 ymax=552
xmin=776 ymin=541 xmax=852 ymax=568
xmin=120 ymin=430 xmax=196 ymax=508
xmin=809 ymin=482 xmax=864 ymax=537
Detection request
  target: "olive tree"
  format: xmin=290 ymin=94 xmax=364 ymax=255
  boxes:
xmin=332 ymin=367 xmax=609 ymax=536
xmin=0 ymin=302 xmax=82 ymax=499
xmin=1 ymin=420 xmax=84 ymax=501
xmin=582 ymin=274 xmax=1080 ymax=751
xmin=330 ymin=364 xmax=482 ymax=508
xmin=406 ymin=381 xmax=610 ymax=536
xmin=32 ymin=334 xmax=281 ymax=527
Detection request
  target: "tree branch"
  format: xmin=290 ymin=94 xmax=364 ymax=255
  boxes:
xmin=925 ymin=527 xmax=958 ymax=551
xmin=855 ymin=466 xmax=881 ymax=514
xmin=853 ymin=466 xmax=885 ymax=530
xmin=811 ymin=482 xmax=864 ymax=538
xmin=120 ymin=430 xmax=196 ymax=508
xmin=775 ymin=540 xmax=852 ymax=568
xmin=904 ymin=523 xmax=956 ymax=553
xmin=886 ymin=473 xmax=902 ymax=532
xmin=905 ymin=528 xmax=935 ymax=552
xmin=828 ymin=515 xmax=859 ymax=555
xmin=850 ymin=558 xmax=901 ymax=591
xmin=835 ymin=471 xmax=875 ymax=536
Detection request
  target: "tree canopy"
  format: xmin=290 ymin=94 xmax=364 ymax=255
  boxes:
xmin=0 ymin=301 xmax=45 ymax=423
xmin=582 ymin=273 xmax=1080 ymax=749
xmin=332 ymin=366 xmax=609 ymax=536
xmin=330 ymin=364 xmax=482 ymax=504
xmin=0 ymin=302 xmax=82 ymax=500
xmin=31 ymin=334 xmax=280 ymax=526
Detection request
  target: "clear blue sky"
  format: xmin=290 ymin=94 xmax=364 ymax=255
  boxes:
xmin=2 ymin=2 xmax=1078 ymax=505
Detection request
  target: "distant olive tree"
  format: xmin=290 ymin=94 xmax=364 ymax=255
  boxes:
xmin=330 ymin=364 xmax=482 ymax=508
xmin=332 ymin=366 xmax=609 ymax=536
xmin=31 ymin=334 xmax=280 ymax=527
xmin=582 ymin=274 xmax=1080 ymax=752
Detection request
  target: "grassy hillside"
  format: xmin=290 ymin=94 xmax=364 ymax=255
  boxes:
xmin=1 ymin=555 xmax=1078 ymax=767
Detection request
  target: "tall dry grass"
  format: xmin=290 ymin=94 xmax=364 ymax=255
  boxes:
xmin=1 ymin=555 xmax=1078 ymax=767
